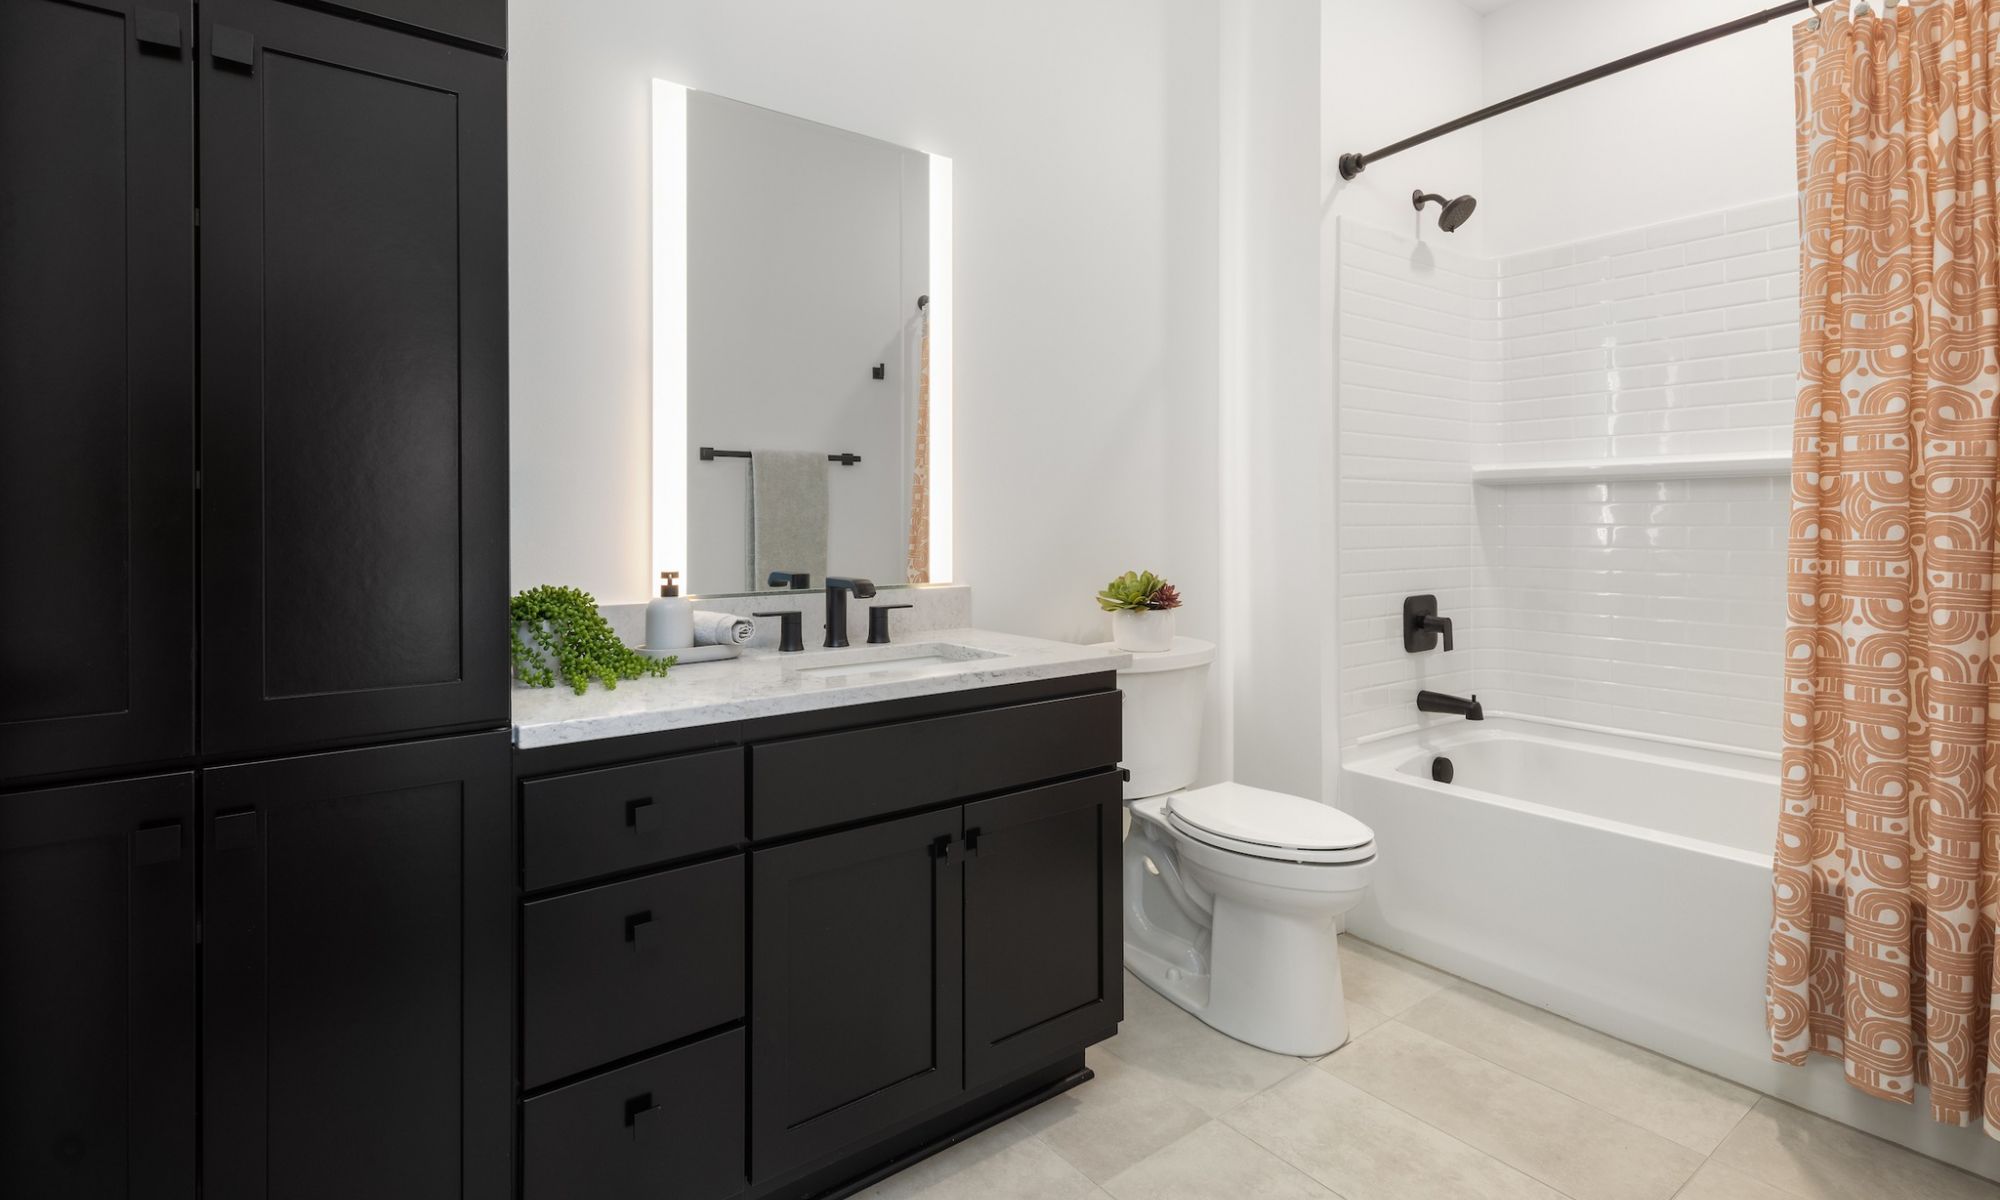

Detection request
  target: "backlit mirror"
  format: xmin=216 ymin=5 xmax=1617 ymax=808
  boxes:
xmin=653 ymin=82 xmax=952 ymax=597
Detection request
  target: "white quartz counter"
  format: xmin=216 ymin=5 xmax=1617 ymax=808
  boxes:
xmin=511 ymin=627 xmax=1129 ymax=750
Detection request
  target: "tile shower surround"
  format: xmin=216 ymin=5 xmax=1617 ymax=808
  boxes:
xmin=1337 ymin=198 xmax=1797 ymax=750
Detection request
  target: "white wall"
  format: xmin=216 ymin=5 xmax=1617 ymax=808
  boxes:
xmin=1479 ymin=0 xmax=1798 ymax=257
xmin=509 ymin=0 xmax=1222 ymax=688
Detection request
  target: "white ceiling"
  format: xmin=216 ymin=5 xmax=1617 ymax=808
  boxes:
xmin=1459 ymin=0 xmax=1525 ymax=12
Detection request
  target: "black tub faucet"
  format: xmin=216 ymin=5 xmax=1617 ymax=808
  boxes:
xmin=1417 ymin=690 xmax=1483 ymax=721
xmin=823 ymin=577 xmax=877 ymax=648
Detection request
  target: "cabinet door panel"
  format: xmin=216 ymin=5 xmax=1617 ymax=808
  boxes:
xmin=750 ymin=807 xmax=963 ymax=1179
xmin=0 ymin=0 xmax=193 ymax=782
xmin=0 ymin=773 xmax=195 ymax=1198
xmin=198 ymin=0 xmax=506 ymax=756
xmin=201 ymin=732 xmax=512 ymax=1200
xmin=964 ymin=771 xmax=1122 ymax=1087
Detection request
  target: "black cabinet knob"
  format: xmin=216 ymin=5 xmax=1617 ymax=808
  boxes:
xmin=211 ymin=24 xmax=255 ymax=70
xmin=626 ymin=911 xmax=658 ymax=951
xmin=213 ymin=810 xmax=259 ymax=851
xmin=136 ymin=9 xmax=183 ymax=54
xmin=626 ymin=797 xmax=662 ymax=834
xmin=625 ymin=1093 xmax=661 ymax=1140
xmin=132 ymin=822 xmax=183 ymax=866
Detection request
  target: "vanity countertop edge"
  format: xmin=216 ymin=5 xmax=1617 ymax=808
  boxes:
xmin=511 ymin=627 xmax=1131 ymax=749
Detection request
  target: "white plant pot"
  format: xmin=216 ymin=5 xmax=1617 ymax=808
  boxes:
xmin=1112 ymin=609 xmax=1176 ymax=653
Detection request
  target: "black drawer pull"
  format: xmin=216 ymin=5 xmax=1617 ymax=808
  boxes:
xmin=625 ymin=1093 xmax=661 ymax=1139
xmin=627 ymin=798 xmax=662 ymax=834
xmin=132 ymin=822 xmax=183 ymax=865
xmin=964 ymin=826 xmax=984 ymax=860
xmin=214 ymin=810 xmax=259 ymax=851
xmin=211 ymin=24 xmax=255 ymax=70
xmin=626 ymin=911 xmax=658 ymax=951
xmin=136 ymin=9 xmax=183 ymax=53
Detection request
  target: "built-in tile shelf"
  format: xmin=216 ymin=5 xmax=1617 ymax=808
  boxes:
xmin=1471 ymin=450 xmax=1791 ymax=486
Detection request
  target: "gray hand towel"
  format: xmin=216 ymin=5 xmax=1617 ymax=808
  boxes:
xmin=749 ymin=450 xmax=829 ymax=589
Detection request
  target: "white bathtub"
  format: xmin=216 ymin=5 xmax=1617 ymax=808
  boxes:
xmin=1341 ymin=717 xmax=2000 ymax=1180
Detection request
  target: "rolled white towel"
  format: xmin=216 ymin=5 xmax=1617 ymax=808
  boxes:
xmin=692 ymin=611 xmax=756 ymax=647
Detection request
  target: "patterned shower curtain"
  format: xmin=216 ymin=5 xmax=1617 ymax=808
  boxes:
xmin=1770 ymin=0 xmax=2000 ymax=1136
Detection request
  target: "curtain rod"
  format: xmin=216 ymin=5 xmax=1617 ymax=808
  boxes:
xmin=1337 ymin=0 xmax=1817 ymax=180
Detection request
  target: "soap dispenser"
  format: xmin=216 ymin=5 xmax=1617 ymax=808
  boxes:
xmin=646 ymin=571 xmax=694 ymax=651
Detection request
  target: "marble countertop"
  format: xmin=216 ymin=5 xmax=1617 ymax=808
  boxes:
xmin=511 ymin=627 xmax=1130 ymax=750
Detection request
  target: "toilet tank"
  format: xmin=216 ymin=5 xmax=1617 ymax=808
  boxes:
xmin=1102 ymin=637 xmax=1216 ymax=800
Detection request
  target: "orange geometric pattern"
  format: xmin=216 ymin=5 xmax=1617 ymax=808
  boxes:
xmin=1770 ymin=0 xmax=2000 ymax=1138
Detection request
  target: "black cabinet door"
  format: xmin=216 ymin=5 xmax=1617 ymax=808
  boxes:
xmin=750 ymin=806 xmax=964 ymax=1181
xmin=322 ymin=0 xmax=504 ymax=50
xmin=201 ymin=732 xmax=512 ymax=1200
xmin=0 ymin=773 xmax=195 ymax=1198
xmin=0 ymin=0 xmax=194 ymax=784
xmin=964 ymin=771 xmax=1123 ymax=1087
xmin=196 ymin=0 xmax=507 ymax=758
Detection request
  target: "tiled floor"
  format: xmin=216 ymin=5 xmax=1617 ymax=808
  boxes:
xmin=859 ymin=937 xmax=2000 ymax=1200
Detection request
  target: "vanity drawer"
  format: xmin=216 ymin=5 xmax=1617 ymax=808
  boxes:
xmin=523 ymin=856 xmax=745 ymax=1088
xmin=749 ymin=689 xmax=1121 ymax=839
xmin=521 ymin=746 xmax=744 ymax=889
xmin=523 ymin=1028 xmax=746 ymax=1200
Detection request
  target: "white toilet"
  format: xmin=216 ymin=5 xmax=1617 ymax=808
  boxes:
xmin=1109 ymin=637 xmax=1376 ymax=1057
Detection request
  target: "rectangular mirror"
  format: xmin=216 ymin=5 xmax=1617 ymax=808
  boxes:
xmin=653 ymin=82 xmax=952 ymax=597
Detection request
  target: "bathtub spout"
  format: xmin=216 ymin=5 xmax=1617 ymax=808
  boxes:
xmin=1417 ymin=690 xmax=1483 ymax=720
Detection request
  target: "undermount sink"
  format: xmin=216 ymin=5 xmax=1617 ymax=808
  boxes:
xmin=782 ymin=641 xmax=1006 ymax=682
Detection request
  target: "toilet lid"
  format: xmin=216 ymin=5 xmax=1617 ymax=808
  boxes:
xmin=1166 ymin=783 xmax=1375 ymax=864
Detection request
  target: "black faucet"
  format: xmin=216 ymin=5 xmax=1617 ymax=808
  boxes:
xmin=1417 ymin=690 xmax=1483 ymax=721
xmin=1403 ymin=595 xmax=1454 ymax=653
xmin=822 ymin=577 xmax=877 ymax=648
xmin=768 ymin=571 xmax=812 ymax=590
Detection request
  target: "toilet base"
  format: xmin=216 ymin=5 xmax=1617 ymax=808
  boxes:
xmin=1123 ymin=799 xmax=1370 ymax=1058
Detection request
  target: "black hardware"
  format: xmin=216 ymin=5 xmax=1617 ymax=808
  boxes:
xmin=1338 ymin=0 xmax=1814 ymax=179
xmin=822 ymin=577 xmax=878 ymax=649
xmin=625 ymin=911 xmax=658 ymax=951
xmin=211 ymin=24 xmax=256 ymax=70
xmin=754 ymin=610 xmax=806 ymax=653
xmin=768 ymin=571 xmax=812 ymax=590
xmin=1413 ymin=190 xmax=1477 ymax=233
xmin=963 ymin=827 xmax=983 ymax=860
xmin=627 ymin=797 xmax=662 ymax=833
xmin=1416 ymin=691 xmax=1484 ymax=721
xmin=1431 ymin=756 xmax=1455 ymax=784
xmin=872 ymin=363 xmax=886 ymax=380
xmin=701 ymin=447 xmax=860 ymax=465
xmin=1120 ymin=767 xmax=1132 ymax=783
xmin=867 ymin=603 xmax=914 ymax=645
xmin=917 ymin=294 xmax=929 ymax=311
xmin=625 ymin=1093 xmax=661 ymax=1138
xmin=136 ymin=9 xmax=184 ymax=53
xmin=132 ymin=822 xmax=184 ymax=865
xmin=930 ymin=834 xmax=966 ymax=865
xmin=213 ymin=809 xmax=260 ymax=850
xmin=1403 ymin=595 xmax=1454 ymax=653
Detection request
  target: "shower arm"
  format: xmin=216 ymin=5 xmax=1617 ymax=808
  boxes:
xmin=1337 ymin=0 xmax=1817 ymax=180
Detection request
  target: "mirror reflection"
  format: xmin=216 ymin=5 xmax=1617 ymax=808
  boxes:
xmin=655 ymin=86 xmax=951 ymax=597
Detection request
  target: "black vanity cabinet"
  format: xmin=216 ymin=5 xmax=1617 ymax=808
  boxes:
xmin=197 ymin=0 xmax=509 ymax=758
xmin=0 ymin=774 xmax=197 ymax=1198
xmin=514 ymin=677 xmax=1126 ymax=1200
xmin=0 ymin=0 xmax=196 ymax=783
xmin=201 ymin=732 xmax=513 ymax=1200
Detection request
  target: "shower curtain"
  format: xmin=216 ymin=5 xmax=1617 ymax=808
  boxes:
xmin=1770 ymin=0 xmax=2000 ymax=1136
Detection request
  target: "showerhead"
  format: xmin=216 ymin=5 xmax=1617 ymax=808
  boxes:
xmin=1413 ymin=190 xmax=1478 ymax=233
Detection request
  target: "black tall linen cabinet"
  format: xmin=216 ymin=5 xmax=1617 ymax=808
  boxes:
xmin=0 ymin=2 xmax=511 ymax=1197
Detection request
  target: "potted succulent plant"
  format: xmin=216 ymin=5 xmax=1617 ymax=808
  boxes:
xmin=1097 ymin=570 xmax=1183 ymax=652
xmin=511 ymin=584 xmax=674 ymax=694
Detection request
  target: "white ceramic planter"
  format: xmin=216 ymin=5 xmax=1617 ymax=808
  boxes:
xmin=513 ymin=620 xmax=561 ymax=686
xmin=1111 ymin=608 xmax=1176 ymax=653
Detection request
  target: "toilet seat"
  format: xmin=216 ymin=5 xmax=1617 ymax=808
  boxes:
xmin=1164 ymin=783 xmax=1375 ymax=865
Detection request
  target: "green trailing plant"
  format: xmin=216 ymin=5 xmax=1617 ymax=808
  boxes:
xmin=510 ymin=585 xmax=674 ymax=695
xmin=1095 ymin=570 xmax=1183 ymax=613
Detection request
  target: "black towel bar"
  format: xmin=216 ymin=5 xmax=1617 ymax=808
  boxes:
xmin=699 ymin=447 xmax=861 ymax=466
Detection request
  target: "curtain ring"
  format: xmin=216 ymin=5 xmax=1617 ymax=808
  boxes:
xmin=1807 ymin=1 xmax=1826 ymax=32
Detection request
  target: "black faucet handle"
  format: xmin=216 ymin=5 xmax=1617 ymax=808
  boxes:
xmin=767 ymin=570 xmax=812 ymax=590
xmin=753 ymin=611 xmax=806 ymax=653
xmin=867 ymin=603 xmax=914 ymax=645
xmin=1425 ymin=614 xmax=1454 ymax=653
xmin=827 ymin=576 xmax=877 ymax=599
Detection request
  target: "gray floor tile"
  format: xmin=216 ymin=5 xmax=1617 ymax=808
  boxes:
xmin=1339 ymin=936 xmax=1453 ymax=1016
xmin=1098 ymin=972 xmax=1308 ymax=1115
xmin=1403 ymin=981 xmax=1756 ymax=1152
xmin=1014 ymin=1046 xmax=1213 ymax=1183
xmin=1102 ymin=1120 xmax=1334 ymax=1200
xmin=1709 ymin=1098 xmax=2000 ymax=1200
xmin=1323 ymin=1019 xmax=1702 ymax=1200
